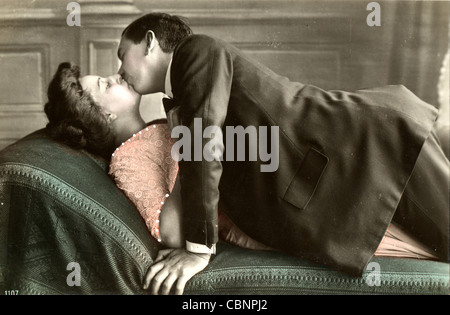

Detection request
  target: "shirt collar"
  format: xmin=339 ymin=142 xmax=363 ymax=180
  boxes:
xmin=164 ymin=58 xmax=173 ymax=98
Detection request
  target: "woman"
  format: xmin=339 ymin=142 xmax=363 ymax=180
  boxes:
xmin=44 ymin=62 xmax=440 ymax=262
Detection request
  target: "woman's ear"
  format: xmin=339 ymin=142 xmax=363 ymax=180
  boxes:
xmin=106 ymin=113 xmax=117 ymax=123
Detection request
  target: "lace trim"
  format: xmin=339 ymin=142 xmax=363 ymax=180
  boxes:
xmin=109 ymin=123 xmax=178 ymax=242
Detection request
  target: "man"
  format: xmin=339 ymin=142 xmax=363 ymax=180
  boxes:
xmin=118 ymin=13 xmax=449 ymax=295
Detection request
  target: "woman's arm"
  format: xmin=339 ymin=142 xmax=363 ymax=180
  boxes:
xmin=159 ymin=175 xmax=184 ymax=248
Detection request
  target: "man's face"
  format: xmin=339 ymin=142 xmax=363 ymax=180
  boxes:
xmin=118 ymin=37 xmax=162 ymax=95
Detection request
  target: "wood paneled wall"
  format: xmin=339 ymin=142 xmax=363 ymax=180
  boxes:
xmin=0 ymin=0 xmax=448 ymax=150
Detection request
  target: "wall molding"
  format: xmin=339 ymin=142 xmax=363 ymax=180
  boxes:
xmin=0 ymin=0 xmax=354 ymax=26
xmin=0 ymin=0 xmax=141 ymax=26
xmin=88 ymin=40 xmax=121 ymax=76
xmin=0 ymin=44 xmax=49 ymax=106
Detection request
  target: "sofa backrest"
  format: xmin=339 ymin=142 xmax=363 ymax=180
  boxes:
xmin=0 ymin=129 xmax=158 ymax=294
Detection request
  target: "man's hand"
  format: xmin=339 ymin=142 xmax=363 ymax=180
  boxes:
xmin=143 ymin=248 xmax=211 ymax=295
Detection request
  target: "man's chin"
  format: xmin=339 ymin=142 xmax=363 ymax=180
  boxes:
xmin=135 ymin=85 xmax=161 ymax=96
xmin=131 ymin=85 xmax=146 ymax=95
xmin=129 ymin=85 xmax=146 ymax=97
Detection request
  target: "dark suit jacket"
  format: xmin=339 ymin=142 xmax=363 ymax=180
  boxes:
xmin=167 ymin=34 xmax=438 ymax=275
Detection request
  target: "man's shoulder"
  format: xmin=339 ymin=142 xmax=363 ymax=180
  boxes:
xmin=175 ymin=34 xmax=229 ymax=53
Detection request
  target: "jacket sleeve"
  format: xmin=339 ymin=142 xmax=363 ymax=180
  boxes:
xmin=171 ymin=35 xmax=233 ymax=246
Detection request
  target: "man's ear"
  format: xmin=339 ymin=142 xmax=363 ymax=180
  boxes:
xmin=144 ymin=30 xmax=156 ymax=56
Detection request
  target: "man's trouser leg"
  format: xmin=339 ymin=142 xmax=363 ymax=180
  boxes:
xmin=392 ymin=127 xmax=449 ymax=262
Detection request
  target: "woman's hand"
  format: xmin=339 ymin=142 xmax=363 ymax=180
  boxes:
xmin=143 ymin=248 xmax=211 ymax=295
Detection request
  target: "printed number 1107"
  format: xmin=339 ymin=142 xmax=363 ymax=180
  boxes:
xmin=5 ymin=290 xmax=19 ymax=295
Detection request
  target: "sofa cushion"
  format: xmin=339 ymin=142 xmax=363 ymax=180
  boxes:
xmin=0 ymin=129 xmax=448 ymax=295
xmin=191 ymin=242 xmax=449 ymax=295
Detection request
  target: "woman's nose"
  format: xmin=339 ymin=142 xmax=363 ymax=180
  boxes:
xmin=107 ymin=74 xmax=122 ymax=84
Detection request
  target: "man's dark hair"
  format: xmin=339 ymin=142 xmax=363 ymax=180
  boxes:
xmin=121 ymin=13 xmax=193 ymax=52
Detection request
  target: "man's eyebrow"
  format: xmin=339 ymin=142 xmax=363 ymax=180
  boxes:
xmin=117 ymin=48 xmax=122 ymax=60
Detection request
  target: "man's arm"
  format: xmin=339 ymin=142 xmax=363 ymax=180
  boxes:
xmin=144 ymin=35 xmax=233 ymax=295
xmin=173 ymin=34 xmax=233 ymax=248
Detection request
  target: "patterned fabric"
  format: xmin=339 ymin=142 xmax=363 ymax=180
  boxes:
xmin=0 ymin=131 xmax=158 ymax=294
xmin=0 ymin=130 xmax=448 ymax=295
xmin=375 ymin=223 xmax=439 ymax=260
xmin=109 ymin=123 xmax=178 ymax=242
xmin=108 ymin=122 xmax=271 ymax=250
xmin=107 ymin=124 xmax=439 ymax=257
xmin=186 ymin=242 xmax=449 ymax=295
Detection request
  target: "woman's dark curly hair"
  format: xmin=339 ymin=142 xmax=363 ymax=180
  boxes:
xmin=44 ymin=62 xmax=115 ymax=159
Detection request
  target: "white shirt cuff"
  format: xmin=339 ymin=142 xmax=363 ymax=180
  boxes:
xmin=186 ymin=241 xmax=216 ymax=255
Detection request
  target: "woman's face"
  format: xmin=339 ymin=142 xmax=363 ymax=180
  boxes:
xmin=79 ymin=74 xmax=141 ymax=117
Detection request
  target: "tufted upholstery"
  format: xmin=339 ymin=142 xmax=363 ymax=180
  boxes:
xmin=0 ymin=129 xmax=448 ymax=295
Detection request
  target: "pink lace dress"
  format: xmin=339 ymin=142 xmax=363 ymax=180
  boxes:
xmin=109 ymin=123 xmax=178 ymax=242
xmin=108 ymin=122 xmax=438 ymax=259
xmin=108 ymin=122 xmax=268 ymax=249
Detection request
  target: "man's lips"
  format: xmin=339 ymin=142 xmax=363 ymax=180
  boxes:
xmin=124 ymin=80 xmax=137 ymax=94
xmin=127 ymin=82 xmax=135 ymax=92
xmin=119 ymin=75 xmax=139 ymax=94
xmin=121 ymin=77 xmax=132 ymax=90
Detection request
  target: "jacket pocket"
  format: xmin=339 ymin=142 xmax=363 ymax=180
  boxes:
xmin=283 ymin=147 xmax=329 ymax=210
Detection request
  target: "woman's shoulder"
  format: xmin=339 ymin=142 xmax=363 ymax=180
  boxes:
xmin=109 ymin=121 xmax=174 ymax=168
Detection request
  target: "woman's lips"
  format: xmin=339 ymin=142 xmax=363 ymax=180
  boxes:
xmin=121 ymin=78 xmax=132 ymax=90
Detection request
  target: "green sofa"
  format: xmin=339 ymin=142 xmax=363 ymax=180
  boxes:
xmin=0 ymin=129 xmax=448 ymax=295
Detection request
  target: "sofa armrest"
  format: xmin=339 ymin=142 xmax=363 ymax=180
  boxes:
xmin=0 ymin=129 xmax=159 ymax=294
